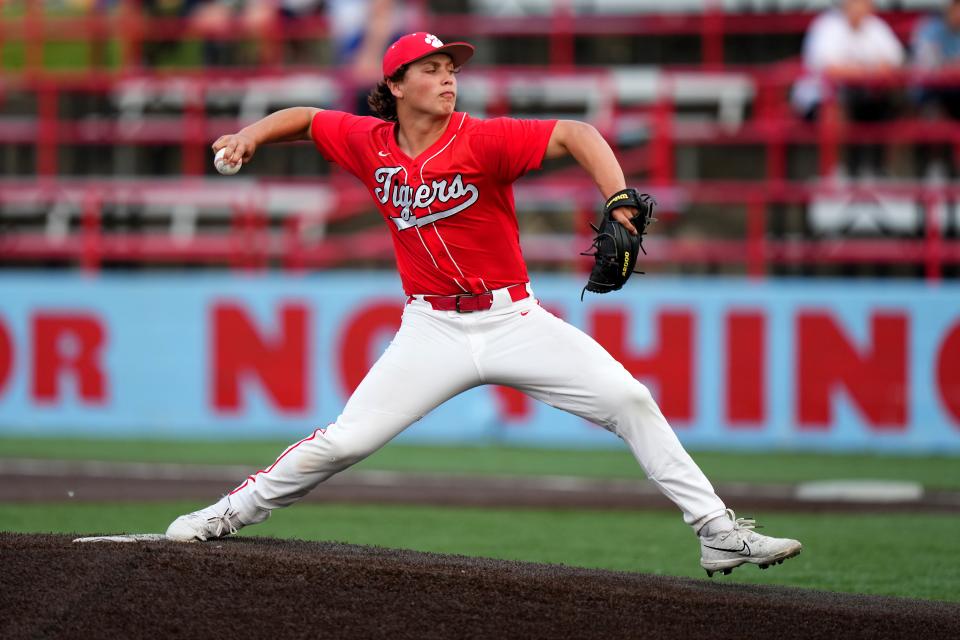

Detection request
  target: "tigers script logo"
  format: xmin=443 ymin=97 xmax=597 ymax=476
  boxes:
xmin=373 ymin=166 xmax=479 ymax=230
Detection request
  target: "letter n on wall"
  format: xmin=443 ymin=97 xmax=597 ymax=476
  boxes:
xmin=211 ymin=302 xmax=310 ymax=414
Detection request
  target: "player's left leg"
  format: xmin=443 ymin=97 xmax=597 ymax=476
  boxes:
xmin=481 ymin=301 xmax=801 ymax=574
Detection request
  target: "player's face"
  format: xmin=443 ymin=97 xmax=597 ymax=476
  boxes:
xmin=394 ymin=54 xmax=459 ymax=117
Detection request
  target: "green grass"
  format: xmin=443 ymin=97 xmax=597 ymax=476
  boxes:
xmin=2 ymin=437 xmax=959 ymax=489
xmin=2 ymin=501 xmax=958 ymax=603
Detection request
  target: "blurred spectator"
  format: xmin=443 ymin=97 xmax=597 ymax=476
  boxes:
xmin=187 ymin=0 xmax=284 ymax=66
xmin=141 ymin=0 xmax=204 ymax=66
xmin=62 ymin=0 xmax=114 ymax=11
xmin=184 ymin=0 xmax=406 ymax=110
xmin=912 ymin=0 xmax=960 ymax=119
xmin=144 ymin=1 xmax=324 ymax=66
xmin=910 ymin=0 xmax=960 ymax=177
xmin=792 ymin=0 xmax=906 ymax=175
xmin=793 ymin=0 xmax=905 ymax=121
xmin=327 ymin=0 xmax=411 ymax=114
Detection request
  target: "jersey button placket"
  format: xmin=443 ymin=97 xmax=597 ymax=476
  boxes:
xmin=412 ymin=172 xmax=447 ymax=271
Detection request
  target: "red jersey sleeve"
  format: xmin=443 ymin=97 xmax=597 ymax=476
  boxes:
xmin=310 ymin=110 xmax=378 ymax=176
xmin=469 ymin=117 xmax=558 ymax=183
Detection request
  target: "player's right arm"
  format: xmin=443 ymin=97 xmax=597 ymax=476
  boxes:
xmin=212 ymin=107 xmax=322 ymax=167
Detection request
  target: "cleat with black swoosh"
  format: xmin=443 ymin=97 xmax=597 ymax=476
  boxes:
xmin=699 ymin=509 xmax=802 ymax=577
xmin=166 ymin=495 xmax=269 ymax=542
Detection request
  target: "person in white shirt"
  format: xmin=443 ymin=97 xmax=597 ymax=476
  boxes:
xmin=792 ymin=0 xmax=906 ymax=175
xmin=793 ymin=0 xmax=905 ymax=119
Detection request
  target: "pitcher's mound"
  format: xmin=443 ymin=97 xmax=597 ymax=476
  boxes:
xmin=1 ymin=533 xmax=957 ymax=640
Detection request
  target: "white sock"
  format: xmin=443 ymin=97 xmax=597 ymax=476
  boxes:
xmin=699 ymin=515 xmax=735 ymax=538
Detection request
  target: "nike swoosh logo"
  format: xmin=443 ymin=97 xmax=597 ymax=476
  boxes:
xmin=704 ymin=541 xmax=751 ymax=556
xmin=520 ymin=311 xmax=529 ymax=316
xmin=378 ymin=151 xmax=390 ymax=157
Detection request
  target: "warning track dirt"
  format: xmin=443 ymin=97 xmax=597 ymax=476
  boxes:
xmin=1 ymin=458 xmax=957 ymax=512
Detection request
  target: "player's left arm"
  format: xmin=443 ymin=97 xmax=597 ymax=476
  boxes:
xmin=544 ymin=120 xmax=639 ymax=234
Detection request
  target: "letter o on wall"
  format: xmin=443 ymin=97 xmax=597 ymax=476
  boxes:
xmin=937 ymin=323 xmax=960 ymax=425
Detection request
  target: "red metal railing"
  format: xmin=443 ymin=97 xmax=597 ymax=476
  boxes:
xmin=0 ymin=5 xmax=926 ymax=74
xmin=4 ymin=70 xmax=960 ymax=277
xmin=2 ymin=7 xmax=959 ymax=279
xmin=3 ymin=177 xmax=959 ymax=279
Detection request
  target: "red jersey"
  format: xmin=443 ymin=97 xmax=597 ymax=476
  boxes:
xmin=310 ymin=110 xmax=557 ymax=296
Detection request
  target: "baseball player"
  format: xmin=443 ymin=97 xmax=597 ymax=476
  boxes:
xmin=168 ymin=32 xmax=802 ymax=577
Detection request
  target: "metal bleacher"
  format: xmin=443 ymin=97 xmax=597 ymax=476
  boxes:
xmin=1 ymin=0 xmax=958 ymax=278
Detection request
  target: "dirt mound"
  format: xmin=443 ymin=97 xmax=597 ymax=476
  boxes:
xmin=1 ymin=533 xmax=957 ymax=640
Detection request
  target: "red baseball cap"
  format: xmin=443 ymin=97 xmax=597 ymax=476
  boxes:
xmin=382 ymin=32 xmax=475 ymax=79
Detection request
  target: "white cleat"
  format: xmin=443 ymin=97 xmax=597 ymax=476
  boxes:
xmin=699 ymin=509 xmax=802 ymax=577
xmin=165 ymin=496 xmax=269 ymax=542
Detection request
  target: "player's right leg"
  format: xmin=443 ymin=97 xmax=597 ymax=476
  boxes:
xmin=166 ymin=303 xmax=481 ymax=541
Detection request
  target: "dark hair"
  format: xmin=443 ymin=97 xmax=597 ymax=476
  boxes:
xmin=367 ymin=64 xmax=408 ymax=122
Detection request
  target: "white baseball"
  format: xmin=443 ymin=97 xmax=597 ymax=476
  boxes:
xmin=214 ymin=147 xmax=241 ymax=175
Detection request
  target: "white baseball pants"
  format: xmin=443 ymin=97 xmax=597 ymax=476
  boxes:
xmin=227 ymin=286 xmax=728 ymax=532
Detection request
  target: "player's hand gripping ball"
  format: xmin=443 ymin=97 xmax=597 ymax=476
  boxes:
xmin=580 ymin=188 xmax=656 ymax=298
xmin=214 ymin=147 xmax=241 ymax=175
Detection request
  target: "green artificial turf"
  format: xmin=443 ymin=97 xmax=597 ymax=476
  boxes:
xmin=1 ymin=437 xmax=958 ymax=489
xmin=1 ymin=502 xmax=957 ymax=603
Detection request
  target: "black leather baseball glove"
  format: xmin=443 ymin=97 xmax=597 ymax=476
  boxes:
xmin=580 ymin=188 xmax=656 ymax=298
